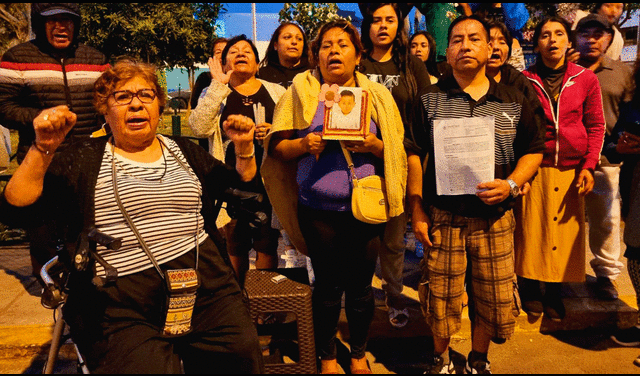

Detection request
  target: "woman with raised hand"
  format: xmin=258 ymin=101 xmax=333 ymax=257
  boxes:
xmin=191 ymin=37 xmax=228 ymax=110
xmin=259 ymin=21 xmax=310 ymax=89
xmin=262 ymin=20 xmax=406 ymax=374
xmin=516 ymin=17 xmax=605 ymax=322
xmin=358 ymin=3 xmax=431 ymax=331
xmin=0 ymin=58 xmax=262 ymax=373
xmin=189 ymin=35 xmax=286 ymax=286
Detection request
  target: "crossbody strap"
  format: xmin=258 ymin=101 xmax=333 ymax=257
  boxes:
xmin=109 ymin=137 xmax=202 ymax=280
xmin=111 ymin=141 xmax=165 ymax=279
xmin=339 ymin=141 xmax=359 ymax=186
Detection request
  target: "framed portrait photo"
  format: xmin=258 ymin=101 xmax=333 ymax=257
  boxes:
xmin=321 ymin=86 xmax=370 ymax=141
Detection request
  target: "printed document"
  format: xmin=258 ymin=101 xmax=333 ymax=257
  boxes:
xmin=433 ymin=116 xmax=495 ymax=196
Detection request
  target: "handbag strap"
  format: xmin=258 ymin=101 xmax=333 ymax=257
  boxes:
xmin=339 ymin=141 xmax=359 ymax=185
xmin=111 ymin=141 xmax=165 ymax=279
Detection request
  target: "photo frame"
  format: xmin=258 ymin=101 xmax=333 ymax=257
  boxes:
xmin=321 ymin=86 xmax=370 ymax=141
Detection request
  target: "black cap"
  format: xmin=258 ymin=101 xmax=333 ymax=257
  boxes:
xmin=576 ymin=13 xmax=613 ymax=33
xmin=39 ymin=3 xmax=80 ymax=18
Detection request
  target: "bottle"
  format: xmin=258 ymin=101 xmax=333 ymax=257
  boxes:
xmin=404 ymin=224 xmax=416 ymax=252
xmin=281 ymin=249 xmax=297 ymax=268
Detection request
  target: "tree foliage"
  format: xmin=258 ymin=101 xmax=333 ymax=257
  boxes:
xmin=0 ymin=3 xmax=30 ymax=56
xmin=525 ymin=3 xmax=640 ymax=29
xmin=279 ymin=3 xmax=350 ymax=41
xmin=79 ymin=3 xmax=224 ymax=95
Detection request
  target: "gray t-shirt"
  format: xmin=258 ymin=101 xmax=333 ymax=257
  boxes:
xmin=593 ymin=56 xmax=634 ymax=135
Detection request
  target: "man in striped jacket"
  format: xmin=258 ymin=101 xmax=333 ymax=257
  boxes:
xmin=0 ymin=3 xmax=108 ymax=282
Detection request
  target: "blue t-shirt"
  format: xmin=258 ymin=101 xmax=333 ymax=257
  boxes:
xmin=295 ymin=104 xmax=383 ymax=211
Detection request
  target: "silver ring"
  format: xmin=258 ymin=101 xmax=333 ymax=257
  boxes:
xmin=43 ymin=114 xmax=49 ymax=121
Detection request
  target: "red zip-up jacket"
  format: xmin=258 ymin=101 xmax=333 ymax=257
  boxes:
xmin=523 ymin=62 xmax=605 ymax=171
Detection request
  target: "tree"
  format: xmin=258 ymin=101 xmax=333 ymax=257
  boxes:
xmin=79 ymin=3 xmax=224 ymax=104
xmin=0 ymin=3 xmax=30 ymax=56
xmin=279 ymin=3 xmax=350 ymax=41
xmin=525 ymin=3 xmax=640 ymax=30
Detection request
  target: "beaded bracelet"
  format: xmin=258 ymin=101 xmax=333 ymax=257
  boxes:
xmin=236 ymin=145 xmax=255 ymax=159
xmin=32 ymin=141 xmax=53 ymax=156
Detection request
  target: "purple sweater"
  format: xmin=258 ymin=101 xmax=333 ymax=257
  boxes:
xmin=295 ymin=104 xmax=383 ymax=211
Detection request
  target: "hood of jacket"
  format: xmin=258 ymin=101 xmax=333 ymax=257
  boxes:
xmin=31 ymin=3 xmax=81 ymax=54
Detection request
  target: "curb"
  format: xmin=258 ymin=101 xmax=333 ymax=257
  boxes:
xmin=368 ymin=295 xmax=638 ymax=341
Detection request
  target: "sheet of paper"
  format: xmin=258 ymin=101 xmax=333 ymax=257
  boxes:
xmin=433 ymin=116 xmax=495 ymax=196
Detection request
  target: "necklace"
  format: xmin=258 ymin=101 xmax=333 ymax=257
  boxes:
xmin=231 ymin=86 xmax=255 ymax=106
xmin=110 ymin=137 xmax=168 ymax=182
xmin=110 ymin=136 xmax=203 ymax=275
xmin=242 ymin=95 xmax=253 ymax=106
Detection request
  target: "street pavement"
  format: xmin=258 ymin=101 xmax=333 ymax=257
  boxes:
xmin=0 ymin=224 xmax=639 ymax=374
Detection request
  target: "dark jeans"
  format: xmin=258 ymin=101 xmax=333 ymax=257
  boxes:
xmin=298 ymin=204 xmax=383 ymax=360
xmin=64 ymin=237 xmax=263 ymax=374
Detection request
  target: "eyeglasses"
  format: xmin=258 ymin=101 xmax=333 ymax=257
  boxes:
xmin=111 ymin=89 xmax=157 ymax=105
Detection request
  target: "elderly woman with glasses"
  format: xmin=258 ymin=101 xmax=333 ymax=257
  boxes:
xmin=0 ymin=58 xmax=263 ymax=374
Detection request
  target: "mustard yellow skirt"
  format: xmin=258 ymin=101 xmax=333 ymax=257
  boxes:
xmin=514 ymin=167 xmax=585 ymax=283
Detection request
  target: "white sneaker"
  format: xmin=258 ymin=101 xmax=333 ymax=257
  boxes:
xmin=465 ymin=358 xmax=491 ymax=374
xmin=425 ymin=355 xmax=454 ymax=374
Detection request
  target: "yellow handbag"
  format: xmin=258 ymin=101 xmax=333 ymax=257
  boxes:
xmin=340 ymin=141 xmax=390 ymax=224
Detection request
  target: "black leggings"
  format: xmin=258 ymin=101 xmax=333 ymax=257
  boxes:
xmin=298 ymin=204 xmax=383 ymax=360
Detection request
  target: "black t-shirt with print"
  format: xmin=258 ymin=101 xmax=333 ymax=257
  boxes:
xmin=360 ymin=54 xmax=431 ymax=135
xmin=258 ymin=62 xmax=310 ymax=89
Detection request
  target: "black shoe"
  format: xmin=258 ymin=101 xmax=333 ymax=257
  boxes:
xmin=522 ymin=300 xmax=543 ymax=317
xmin=465 ymin=352 xmax=491 ymax=374
xmin=611 ymin=325 xmax=640 ymax=347
xmin=596 ymin=277 xmax=619 ymax=300
xmin=543 ymin=283 xmax=565 ymax=322
xmin=519 ymin=278 xmax=543 ymax=317
xmin=544 ymin=302 xmax=565 ymax=322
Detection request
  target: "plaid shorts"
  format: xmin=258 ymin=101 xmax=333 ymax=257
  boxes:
xmin=419 ymin=206 xmax=516 ymax=339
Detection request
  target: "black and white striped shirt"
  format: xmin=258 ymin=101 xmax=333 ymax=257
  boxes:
xmin=408 ymin=75 xmax=545 ymax=218
xmin=93 ymin=136 xmax=207 ymax=277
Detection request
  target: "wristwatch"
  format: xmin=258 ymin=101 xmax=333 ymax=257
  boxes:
xmin=506 ymin=179 xmax=519 ymax=198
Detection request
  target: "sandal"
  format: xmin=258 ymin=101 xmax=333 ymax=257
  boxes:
xmin=388 ymin=307 xmax=409 ymax=329
xmin=320 ymin=359 xmax=340 ymax=374
xmin=350 ymin=358 xmax=372 ymax=374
